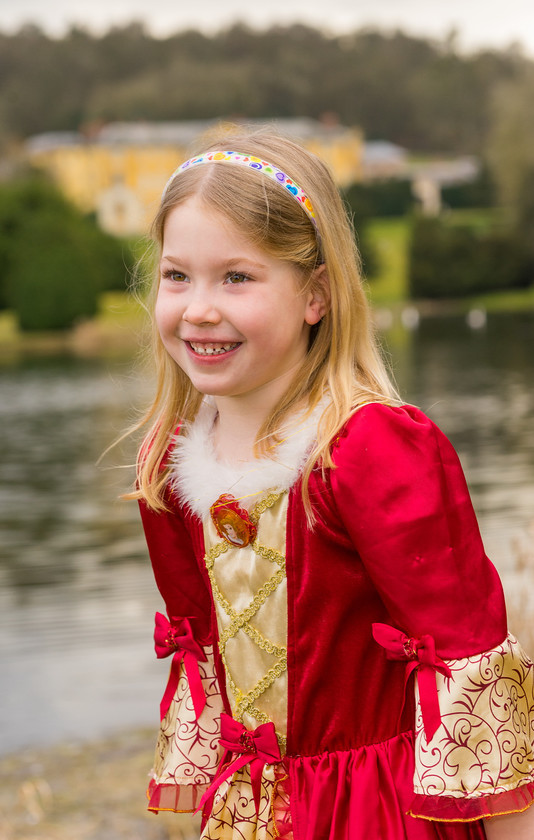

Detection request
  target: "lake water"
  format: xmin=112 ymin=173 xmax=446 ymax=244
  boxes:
xmin=1 ymin=311 xmax=533 ymax=755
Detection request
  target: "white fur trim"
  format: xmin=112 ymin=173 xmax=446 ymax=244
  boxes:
xmin=170 ymin=400 xmax=323 ymax=519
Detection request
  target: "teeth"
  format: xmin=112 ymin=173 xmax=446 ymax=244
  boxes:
xmin=190 ymin=342 xmax=239 ymax=356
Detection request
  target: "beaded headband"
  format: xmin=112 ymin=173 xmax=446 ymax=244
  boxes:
xmin=163 ymin=150 xmax=317 ymax=228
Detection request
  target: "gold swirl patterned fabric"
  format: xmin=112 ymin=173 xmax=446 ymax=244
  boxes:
xmin=412 ymin=633 xmax=534 ymax=812
xmin=201 ymin=763 xmax=292 ymax=840
xmin=148 ymin=646 xmax=225 ymax=813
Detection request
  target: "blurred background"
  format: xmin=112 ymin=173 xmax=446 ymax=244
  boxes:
xmin=1 ymin=1 xmax=533 ymax=838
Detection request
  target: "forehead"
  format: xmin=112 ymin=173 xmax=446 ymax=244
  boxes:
xmin=161 ymin=196 xmax=264 ymax=260
xmin=164 ymin=195 xmax=240 ymax=236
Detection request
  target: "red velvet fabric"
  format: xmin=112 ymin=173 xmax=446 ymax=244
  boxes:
xmin=139 ymin=497 xmax=210 ymax=643
xmin=289 ymin=733 xmax=486 ymax=839
xmin=329 ymin=405 xmax=507 ymax=659
xmin=139 ymin=403 xmax=527 ymax=838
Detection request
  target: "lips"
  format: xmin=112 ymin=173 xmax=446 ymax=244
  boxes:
xmin=188 ymin=341 xmax=241 ymax=356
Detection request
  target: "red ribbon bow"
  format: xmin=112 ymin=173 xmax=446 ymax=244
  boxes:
xmin=198 ymin=714 xmax=281 ymax=815
xmin=372 ymin=623 xmax=452 ymax=741
xmin=154 ymin=613 xmax=207 ymax=722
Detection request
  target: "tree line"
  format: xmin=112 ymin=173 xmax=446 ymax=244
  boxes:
xmin=1 ymin=22 xmax=533 ymax=328
xmin=0 ymin=22 xmax=531 ymax=154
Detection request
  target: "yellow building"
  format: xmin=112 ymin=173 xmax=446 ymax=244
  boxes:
xmin=25 ymin=119 xmax=363 ymax=237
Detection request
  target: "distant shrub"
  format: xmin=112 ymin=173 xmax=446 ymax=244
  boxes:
xmin=344 ymin=179 xmax=414 ymax=219
xmin=82 ymin=222 xmax=132 ymax=293
xmin=408 ymin=215 xmax=531 ymax=299
xmin=0 ymin=173 xmax=131 ymax=329
xmin=0 ymin=176 xmax=68 ymax=311
xmin=7 ymin=210 xmax=103 ymax=330
xmin=441 ymin=167 xmax=497 ymax=209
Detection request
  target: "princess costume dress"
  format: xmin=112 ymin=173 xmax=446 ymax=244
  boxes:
xmin=139 ymin=402 xmax=534 ymax=839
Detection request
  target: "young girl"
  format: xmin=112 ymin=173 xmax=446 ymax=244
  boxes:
xmin=133 ymin=128 xmax=534 ymax=839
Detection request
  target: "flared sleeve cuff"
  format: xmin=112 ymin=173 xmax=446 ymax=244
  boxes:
xmin=410 ymin=633 xmax=534 ymax=821
xmin=148 ymin=642 xmax=224 ymax=813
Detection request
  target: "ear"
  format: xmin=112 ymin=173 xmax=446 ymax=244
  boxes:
xmin=305 ymin=264 xmax=330 ymax=326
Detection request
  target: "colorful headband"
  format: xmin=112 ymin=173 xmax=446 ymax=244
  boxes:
xmin=163 ymin=150 xmax=317 ymax=228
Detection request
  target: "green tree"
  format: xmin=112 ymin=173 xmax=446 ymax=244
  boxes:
xmin=7 ymin=210 xmax=100 ymax=330
xmin=486 ymin=67 xmax=534 ymax=216
xmin=0 ymin=173 xmax=130 ymax=329
xmin=0 ymin=23 xmax=531 ymax=154
xmin=0 ymin=174 xmax=69 ymax=309
xmin=515 ymin=167 xmax=534 ymax=268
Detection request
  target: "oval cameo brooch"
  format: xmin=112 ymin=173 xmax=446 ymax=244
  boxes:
xmin=210 ymin=494 xmax=257 ymax=547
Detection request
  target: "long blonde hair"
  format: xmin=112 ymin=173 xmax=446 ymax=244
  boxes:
xmin=131 ymin=125 xmax=399 ymax=520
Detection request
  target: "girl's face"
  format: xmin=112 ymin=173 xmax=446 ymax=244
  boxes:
xmin=155 ymin=196 xmax=324 ymax=411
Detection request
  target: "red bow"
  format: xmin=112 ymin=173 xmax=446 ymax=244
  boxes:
xmin=372 ymin=623 xmax=452 ymax=741
xmin=154 ymin=613 xmax=207 ymax=722
xmin=198 ymin=714 xmax=281 ymax=814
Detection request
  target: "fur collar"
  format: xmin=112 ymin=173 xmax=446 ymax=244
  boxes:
xmin=170 ymin=399 xmax=323 ymax=519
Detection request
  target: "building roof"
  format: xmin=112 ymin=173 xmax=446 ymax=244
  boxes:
xmin=26 ymin=117 xmax=359 ymax=153
xmin=362 ymin=140 xmax=407 ymax=164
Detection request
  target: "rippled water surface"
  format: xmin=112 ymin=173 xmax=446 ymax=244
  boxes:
xmin=1 ymin=311 xmax=533 ymax=754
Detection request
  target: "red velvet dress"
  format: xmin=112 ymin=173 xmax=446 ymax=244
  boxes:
xmin=140 ymin=403 xmax=534 ymax=839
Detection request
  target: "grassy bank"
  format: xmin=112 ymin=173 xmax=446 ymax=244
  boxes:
xmin=365 ymin=218 xmax=410 ymax=306
xmin=0 ymin=293 xmax=148 ymax=360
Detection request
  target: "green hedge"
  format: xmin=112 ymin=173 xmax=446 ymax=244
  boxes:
xmin=441 ymin=167 xmax=497 ymax=210
xmin=343 ymin=179 xmax=414 ymax=219
xmin=408 ymin=216 xmax=532 ymax=299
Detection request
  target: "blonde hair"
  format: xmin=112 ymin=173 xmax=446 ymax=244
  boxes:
xmin=131 ymin=125 xmax=399 ymax=521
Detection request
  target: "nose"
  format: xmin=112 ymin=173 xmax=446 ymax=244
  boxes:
xmin=182 ymin=288 xmax=221 ymax=325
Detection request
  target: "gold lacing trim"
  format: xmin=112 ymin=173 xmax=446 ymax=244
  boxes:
xmin=271 ymin=772 xmax=291 ymax=838
xmin=248 ymin=492 xmax=281 ymax=522
xmin=204 ymin=490 xmax=288 ymax=750
xmin=408 ymin=802 xmax=534 ymax=822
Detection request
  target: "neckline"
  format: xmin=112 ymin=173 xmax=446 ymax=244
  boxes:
xmin=169 ymin=398 xmax=325 ymax=519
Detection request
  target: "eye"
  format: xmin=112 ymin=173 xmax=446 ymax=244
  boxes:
xmin=225 ymin=272 xmax=251 ymax=285
xmin=162 ymin=269 xmax=188 ymax=283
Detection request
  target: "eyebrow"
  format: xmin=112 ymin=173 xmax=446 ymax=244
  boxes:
xmin=225 ymin=258 xmax=267 ymax=271
xmin=159 ymin=256 xmax=268 ymax=271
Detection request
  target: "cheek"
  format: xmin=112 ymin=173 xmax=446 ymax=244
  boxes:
xmin=154 ymin=292 xmax=176 ymax=339
xmin=273 ymin=306 xmax=310 ymax=345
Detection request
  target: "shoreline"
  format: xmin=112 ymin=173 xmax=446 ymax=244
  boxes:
xmin=0 ymin=726 xmax=200 ymax=840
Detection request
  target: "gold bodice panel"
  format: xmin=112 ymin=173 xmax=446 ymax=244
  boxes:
xmin=203 ymin=492 xmax=289 ymax=749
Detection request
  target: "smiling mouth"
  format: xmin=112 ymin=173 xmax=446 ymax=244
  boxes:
xmin=188 ymin=341 xmax=240 ymax=356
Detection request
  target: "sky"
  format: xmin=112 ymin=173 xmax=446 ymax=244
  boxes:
xmin=0 ymin=0 xmax=533 ymax=54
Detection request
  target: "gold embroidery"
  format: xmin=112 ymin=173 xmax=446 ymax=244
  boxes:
xmin=204 ymin=491 xmax=288 ymax=750
xmin=249 ymin=491 xmax=283 ymax=523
